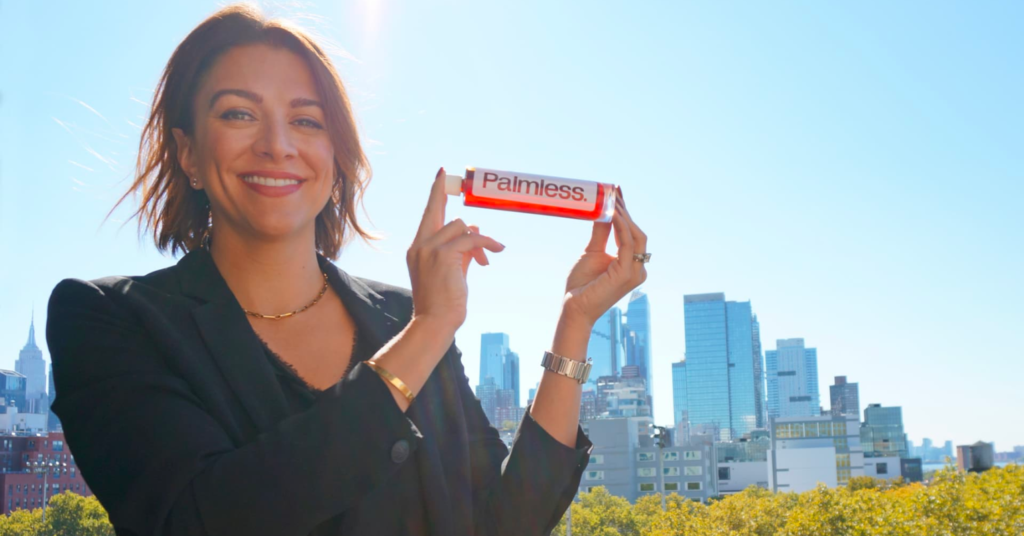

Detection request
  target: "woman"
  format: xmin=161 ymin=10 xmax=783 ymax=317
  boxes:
xmin=46 ymin=4 xmax=649 ymax=536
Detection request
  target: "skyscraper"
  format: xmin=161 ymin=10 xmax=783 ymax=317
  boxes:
xmin=765 ymin=339 xmax=820 ymax=419
xmin=503 ymin=351 xmax=520 ymax=408
xmin=479 ymin=333 xmax=520 ymax=408
xmin=586 ymin=307 xmax=626 ymax=392
xmin=624 ymin=290 xmax=653 ymax=418
xmin=15 ymin=313 xmax=48 ymax=414
xmin=671 ymin=360 xmax=688 ymax=433
xmin=479 ymin=333 xmax=509 ymax=388
xmin=829 ymin=376 xmax=860 ymax=417
xmin=0 ymin=370 xmax=27 ymax=412
xmin=751 ymin=315 xmax=766 ymax=428
xmin=680 ymin=293 xmax=765 ymax=441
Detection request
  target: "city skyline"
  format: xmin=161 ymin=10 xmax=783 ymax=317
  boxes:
xmin=1 ymin=1 xmax=1021 ymax=450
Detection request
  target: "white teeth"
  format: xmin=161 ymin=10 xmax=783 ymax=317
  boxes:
xmin=241 ymin=175 xmax=301 ymax=187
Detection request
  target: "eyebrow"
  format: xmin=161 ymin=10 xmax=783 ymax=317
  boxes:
xmin=208 ymin=89 xmax=322 ymax=110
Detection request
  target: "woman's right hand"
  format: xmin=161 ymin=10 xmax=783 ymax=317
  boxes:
xmin=407 ymin=167 xmax=505 ymax=339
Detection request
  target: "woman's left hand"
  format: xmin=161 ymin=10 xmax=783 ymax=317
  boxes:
xmin=560 ymin=187 xmax=649 ymax=329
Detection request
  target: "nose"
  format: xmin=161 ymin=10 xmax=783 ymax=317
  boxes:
xmin=252 ymin=114 xmax=297 ymax=161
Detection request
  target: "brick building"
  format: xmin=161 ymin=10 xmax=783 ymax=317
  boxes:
xmin=0 ymin=431 xmax=93 ymax=514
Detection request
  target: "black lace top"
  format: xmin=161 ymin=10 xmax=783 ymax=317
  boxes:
xmin=256 ymin=331 xmax=431 ymax=535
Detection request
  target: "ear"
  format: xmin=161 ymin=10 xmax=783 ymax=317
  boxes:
xmin=171 ymin=127 xmax=197 ymax=183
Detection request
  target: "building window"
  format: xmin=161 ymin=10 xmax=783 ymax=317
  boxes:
xmin=683 ymin=450 xmax=702 ymax=460
xmin=836 ymin=454 xmax=851 ymax=468
xmin=637 ymin=467 xmax=656 ymax=477
xmin=585 ymin=471 xmax=605 ymax=481
xmin=664 ymin=482 xmax=679 ymax=491
xmin=686 ymin=482 xmax=702 ymax=491
xmin=52 ymin=441 xmax=64 ymax=452
xmin=638 ymin=482 xmax=656 ymax=492
xmin=684 ymin=466 xmax=703 ymax=476
xmin=637 ymin=452 xmax=656 ymax=462
xmin=877 ymin=462 xmax=888 ymax=475
xmin=588 ymin=454 xmax=604 ymax=465
xmin=662 ymin=452 xmax=679 ymax=461
xmin=719 ymin=467 xmax=731 ymax=480
xmin=662 ymin=467 xmax=680 ymax=477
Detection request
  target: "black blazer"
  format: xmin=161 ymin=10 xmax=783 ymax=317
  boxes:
xmin=46 ymin=247 xmax=593 ymax=536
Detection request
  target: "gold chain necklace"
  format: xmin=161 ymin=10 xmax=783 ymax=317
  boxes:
xmin=242 ymin=272 xmax=330 ymax=320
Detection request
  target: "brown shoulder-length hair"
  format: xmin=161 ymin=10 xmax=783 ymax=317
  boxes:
xmin=109 ymin=3 xmax=375 ymax=260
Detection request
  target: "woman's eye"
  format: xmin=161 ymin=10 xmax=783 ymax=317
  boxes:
xmin=294 ymin=118 xmax=324 ymax=130
xmin=220 ymin=109 xmax=254 ymax=121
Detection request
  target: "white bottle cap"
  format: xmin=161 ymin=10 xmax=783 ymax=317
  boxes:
xmin=444 ymin=174 xmax=464 ymax=196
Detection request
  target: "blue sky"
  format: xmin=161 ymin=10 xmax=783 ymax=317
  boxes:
xmin=1 ymin=1 xmax=1021 ymax=449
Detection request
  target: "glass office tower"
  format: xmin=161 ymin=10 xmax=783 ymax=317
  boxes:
xmin=829 ymin=376 xmax=860 ymax=417
xmin=480 ymin=333 xmax=510 ymax=388
xmin=672 ymin=360 xmax=687 ymax=427
xmin=766 ymin=338 xmax=821 ymax=419
xmin=625 ymin=290 xmax=654 ymax=419
xmin=861 ymin=404 xmax=909 ymax=458
xmin=682 ymin=293 xmax=765 ymax=441
xmin=586 ymin=307 xmax=626 ymax=391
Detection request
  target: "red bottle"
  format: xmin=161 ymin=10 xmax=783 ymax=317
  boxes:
xmin=445 ymin=167 xmax=617 ymax=222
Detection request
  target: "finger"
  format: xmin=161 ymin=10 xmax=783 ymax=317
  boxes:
xmin=441 ymin=232 xmax=505 ymax=255
xmin=414 ymin=167 xmax=448 ymax=242
xmin=617 ymin=195 xmax=647 ymax=261
xmin=613 ymin=204 xmax=636 ymax=272
xmin=467 ymin=225 xmax=489 ymax=266
xmin=422 ymin=218 xmax=468 ymax=250
xmin=586 ymin=220 xmax=612 ymax=254
xmin=472 ymin=247 xmax=489 ymax=266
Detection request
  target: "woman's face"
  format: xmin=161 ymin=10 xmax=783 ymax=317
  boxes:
xmin=173 ymin=43 xmax=335 ymax=245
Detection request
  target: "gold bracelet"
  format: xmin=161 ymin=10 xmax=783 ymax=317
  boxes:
xmin=365 ymin=360 xmax=415 ymax=404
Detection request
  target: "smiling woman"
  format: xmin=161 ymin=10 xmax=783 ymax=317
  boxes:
xmin=44 ymin=2 xmax=652 ymax=536
xmin=109 ymin=5 xmax=373 ymax=259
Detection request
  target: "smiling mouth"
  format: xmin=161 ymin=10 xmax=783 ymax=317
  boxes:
xmin=239 ymin=174 xmax=304 ymax=187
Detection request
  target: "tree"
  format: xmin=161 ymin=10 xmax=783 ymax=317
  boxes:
xmin=0 ymin=493 xmax=113 ymax=536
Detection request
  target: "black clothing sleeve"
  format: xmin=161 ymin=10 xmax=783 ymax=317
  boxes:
xmin=448 ymin=343 xmax=594 ymax=536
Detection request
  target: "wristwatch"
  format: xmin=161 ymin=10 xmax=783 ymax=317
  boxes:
xmin=540 ymin=351 xmax=593 ymax=384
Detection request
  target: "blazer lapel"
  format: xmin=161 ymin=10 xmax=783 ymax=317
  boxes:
xmin=177 ymin=249 xmax=291 ymax=436
xmin=318 ymin=255 xmax=458 ymax=536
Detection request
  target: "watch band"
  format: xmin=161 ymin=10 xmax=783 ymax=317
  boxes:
xmin=540 ymin=351 xmax=593 ymax=384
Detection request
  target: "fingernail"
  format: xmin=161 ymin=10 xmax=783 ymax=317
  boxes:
xmin=436 ymin=167 xmax=445 ymax=179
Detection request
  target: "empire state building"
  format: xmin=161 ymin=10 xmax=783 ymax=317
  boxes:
xmin=15 ymin=313 xmax=49 ymax=414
